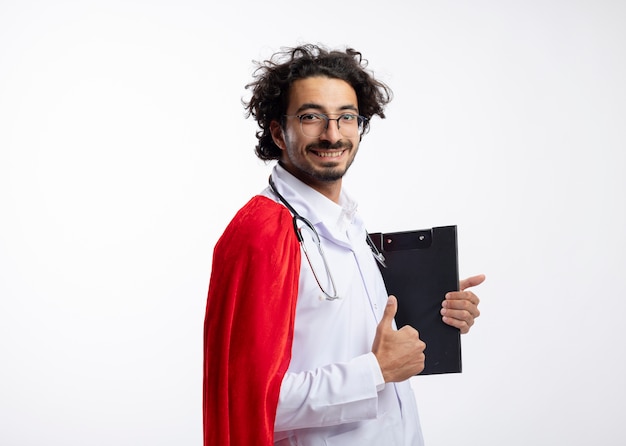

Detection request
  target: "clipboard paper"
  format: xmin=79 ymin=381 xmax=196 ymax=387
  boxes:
xmin=369 ymin=226 xmax=461 ymax=375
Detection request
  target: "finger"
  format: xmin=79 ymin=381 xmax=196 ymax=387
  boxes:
xmin=443 ymin=293 xmax=480 ymax=318
xmin=459 ymin=274 xmax=486 ymax=291
xmin=445 ymin=290 xmax=480 ymax=307
xmin=442 ymin=312 xmax=474 ymax=334
xmin=441 ymin=306 xmax=476 ymax=332
xmin=380 ymin=295 xmax=398 ymax=328
xmin=441 ymin=305 xmax=479 ymax=323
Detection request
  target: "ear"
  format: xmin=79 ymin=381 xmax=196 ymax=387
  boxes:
xmin=270 ymin=120 xmax=286 ymax=150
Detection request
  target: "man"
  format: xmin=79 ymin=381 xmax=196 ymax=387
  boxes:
xmin=203 ymin=44 xmax=484 ymax=446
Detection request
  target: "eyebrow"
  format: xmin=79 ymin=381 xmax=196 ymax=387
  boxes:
xmin=295 ymin=103 xmax=359 ymax=114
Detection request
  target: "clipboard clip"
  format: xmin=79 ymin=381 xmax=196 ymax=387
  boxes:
xmin=366 ymin=233 xmax=387 ymax=268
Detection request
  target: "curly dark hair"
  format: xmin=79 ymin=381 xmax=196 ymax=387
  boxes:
xmin=244 ymin=44 xmax=393 ymax=161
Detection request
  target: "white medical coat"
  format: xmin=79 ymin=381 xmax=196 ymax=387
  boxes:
xmin=262 ymin=164 xmax=424 ymax=446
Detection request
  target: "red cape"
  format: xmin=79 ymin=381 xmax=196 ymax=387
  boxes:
xmin=203 ymin=195 xmax=300 ymax=445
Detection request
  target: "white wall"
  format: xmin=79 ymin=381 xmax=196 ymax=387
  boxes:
xmin=1 ymin=1 xmax=625 ymax=445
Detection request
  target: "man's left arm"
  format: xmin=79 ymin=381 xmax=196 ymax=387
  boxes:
xmin=440 ymin=274 xmax=485 ymax=334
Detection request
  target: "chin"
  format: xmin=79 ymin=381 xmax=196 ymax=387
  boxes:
xmin=312 ymin=166 xmax=347 ymax=182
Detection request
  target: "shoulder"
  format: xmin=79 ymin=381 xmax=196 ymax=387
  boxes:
xmin=217 ymin=195 xmax=295 ymax=252
xmin=228 ymin=195 xmax=292 ymax=235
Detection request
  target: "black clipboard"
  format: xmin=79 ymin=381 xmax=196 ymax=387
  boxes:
xmin=369 ymin=226 xmax=461 ymax=375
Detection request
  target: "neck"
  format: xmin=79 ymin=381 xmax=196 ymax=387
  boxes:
xmin=278 ymin=162 xmax=343 ymax=204
xmin=314 ymin=181 xmax=342 ymax=204
xmin=295 ymin=181 xmax=340 ymax=205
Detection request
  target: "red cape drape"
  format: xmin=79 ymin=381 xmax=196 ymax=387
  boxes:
xmin=203 ymin=196 xmax=300 ymax=445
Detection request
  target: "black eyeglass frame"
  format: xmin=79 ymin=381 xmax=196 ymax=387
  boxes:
xmin=284 ymin=113 xmax=368 ymax=138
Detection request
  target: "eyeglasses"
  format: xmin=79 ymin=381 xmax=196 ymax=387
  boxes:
xmin=285 ymin=113 xmax=368 ymax=138
xmin=269 ymin=177 xmax=386 ymax=301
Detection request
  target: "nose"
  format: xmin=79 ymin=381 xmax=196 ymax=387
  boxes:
xmin=320 ymin=118 xmax=342 ymax=143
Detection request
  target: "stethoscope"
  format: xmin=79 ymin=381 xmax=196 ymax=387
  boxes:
xmin=268 ymin=176 xmax=386 ymax=301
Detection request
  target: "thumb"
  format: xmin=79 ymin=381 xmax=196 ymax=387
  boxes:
xmin=380 ymin=295 xmax=398 ymax=328
xmin=460 ymin=274 xmax=486 ymax=290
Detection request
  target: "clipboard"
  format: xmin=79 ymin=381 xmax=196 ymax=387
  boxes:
xmin=369 ymin=226 xmax=461 ymax=375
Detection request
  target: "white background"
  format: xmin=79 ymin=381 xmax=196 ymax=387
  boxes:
xmin=1 ymin=1 xmax=625 ymax=445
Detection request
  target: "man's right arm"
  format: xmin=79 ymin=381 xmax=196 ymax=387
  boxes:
xmin=274 ymin=295 xmax=425 ymax=432
xmin=275 ymin=352 xmax=383 ymax=431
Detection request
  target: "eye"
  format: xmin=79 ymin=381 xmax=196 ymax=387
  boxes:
xmin=340 ymin=113 xmax=358 ymax=122
xmin=299 ymin=113 xmax=324 ymax=122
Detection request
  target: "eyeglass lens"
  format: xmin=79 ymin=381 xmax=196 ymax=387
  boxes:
xmin=299 ymin=114 xmax=364 ymax=138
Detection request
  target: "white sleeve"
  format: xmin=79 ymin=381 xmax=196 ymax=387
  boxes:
xmin=274 ymin=352 xmax=386 ymax=432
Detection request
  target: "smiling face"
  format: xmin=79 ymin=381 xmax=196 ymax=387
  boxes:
xmin=270 ymin=76 xmax=361 ymax=202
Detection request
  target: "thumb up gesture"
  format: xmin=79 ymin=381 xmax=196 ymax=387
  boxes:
xmin=372 ymin=296 xmax=426 ymax=382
